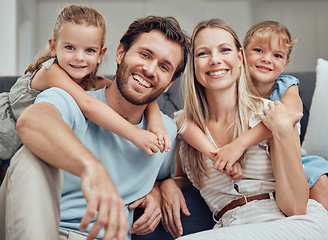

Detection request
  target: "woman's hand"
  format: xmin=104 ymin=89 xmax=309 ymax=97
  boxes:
xmin=260 ymin=101 xmax=303 ymax=132
xmin=160 ymin=178 xmax=190 ymax=238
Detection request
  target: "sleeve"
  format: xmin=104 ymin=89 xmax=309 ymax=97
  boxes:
xmin=35 ymin=87 xmax=86 ymax=131
xmin=249 ymin=98 xmax=301 ymax=135
xmin=269 ymin=75 xmax=299 ymax=102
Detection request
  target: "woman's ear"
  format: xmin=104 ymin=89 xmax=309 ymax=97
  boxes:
xmin=238 ymin=47 xmax=244 ymax=68
xmin=116 ymin=43 xmax=126 ymax=65
xmin=48 ymin=38 xmax=56 ymax=57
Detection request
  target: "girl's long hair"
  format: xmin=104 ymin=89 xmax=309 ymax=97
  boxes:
xmin=25 ymin=5 xmax=107 ymax=90
xmin=179 ymin=19 xmax=262 ymax=186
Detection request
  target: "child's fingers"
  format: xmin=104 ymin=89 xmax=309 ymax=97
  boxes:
xmin=163 ymin=135 xmax=172 ymax=152
xmin=156 ymin=133 xmax=164 ymax=145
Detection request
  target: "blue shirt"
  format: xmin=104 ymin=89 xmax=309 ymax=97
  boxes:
xmin=35 ymin=87 xmax=177 ymax=239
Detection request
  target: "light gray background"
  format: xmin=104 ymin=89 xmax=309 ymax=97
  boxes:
xmin=1 ymin=0 xmax=327 ymax=76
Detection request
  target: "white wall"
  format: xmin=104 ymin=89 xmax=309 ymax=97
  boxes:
xmin=2 ymin=0 xmax=328 ymax=76
xmin=0 ymin=0 xmax=17 ymax=76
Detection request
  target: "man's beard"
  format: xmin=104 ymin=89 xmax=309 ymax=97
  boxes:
xmin=116 ymin=57 xmax=169 ymax=105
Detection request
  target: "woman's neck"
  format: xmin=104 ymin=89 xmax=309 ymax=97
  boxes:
xmin=205 ymin=87 xmax=237 ymax=123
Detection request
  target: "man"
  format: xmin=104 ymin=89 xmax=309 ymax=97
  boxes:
xmin=0 ymin=16 xmax=190 ymax=240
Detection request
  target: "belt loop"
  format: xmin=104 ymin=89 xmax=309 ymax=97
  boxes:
xmin=269 ymin=192 xmax=274 ymax=199
xmin=243 ymin=195 xmax=248 ymax=204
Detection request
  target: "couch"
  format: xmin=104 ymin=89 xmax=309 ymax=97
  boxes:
xmin=0 ymin=70 xmax=318 ymax=239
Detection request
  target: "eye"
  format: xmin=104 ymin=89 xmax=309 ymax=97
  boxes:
xmin=195 ymin=51 xmax=207 ymax=57
xmin=65 ymin=45 xmax=75 ymax=50
xmin=140 ymin=52 xmax=150 ymax=59
xmin=274 ymin=53 xmax=283 ymax=59
xmin=253 ymin=48 xmax=262 ymax=53
xmin=159 ymin=64 xmax=169 ymax=72
xmin=221 ymin=48 xmax=232 ymax=53
xmin=86 ymin=48 xmax=96 ymax=53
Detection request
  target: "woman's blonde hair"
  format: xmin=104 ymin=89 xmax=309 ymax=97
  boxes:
xmin=25 ymin=5 xmax=107 ymax=90
xmin=243 ymin=20 xmax=297 ymax=61
xmin=179 ymin=19 xmax=262 ymax=186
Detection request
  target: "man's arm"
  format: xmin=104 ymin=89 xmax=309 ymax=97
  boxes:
xmin=16 ymin=102 xmax=127 ymax=240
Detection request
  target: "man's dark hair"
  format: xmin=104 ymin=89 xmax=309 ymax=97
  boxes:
xmin=120 ymin=16 xmax=190 ymax=81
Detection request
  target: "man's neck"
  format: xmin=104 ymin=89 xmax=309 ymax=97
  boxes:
xmin=104 ymin=80 xmax=147 ymax=125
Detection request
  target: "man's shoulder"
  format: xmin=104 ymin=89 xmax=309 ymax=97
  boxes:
xmin=160 ymin=112 xmax=177 ymax=137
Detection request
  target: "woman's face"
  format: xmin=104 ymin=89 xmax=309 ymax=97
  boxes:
xmin=193 ymin=27 xmax=243 ymax=92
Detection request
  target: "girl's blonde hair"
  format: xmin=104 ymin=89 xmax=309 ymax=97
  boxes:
xmin=243 ymin=20 xmax=297 ymax=61
xmin=25 ymin=5 xmax=107 ymax=90
xmin=179 ymin=19 xmax=262 ymax=186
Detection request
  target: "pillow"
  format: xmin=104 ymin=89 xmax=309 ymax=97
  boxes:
xmin=302 ymin=58 xmax=328 ymax=160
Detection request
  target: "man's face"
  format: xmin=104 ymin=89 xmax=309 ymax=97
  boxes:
xmin=115 ymin=30 xmax=182 ymax=105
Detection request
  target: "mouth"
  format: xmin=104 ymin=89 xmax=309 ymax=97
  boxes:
xmin=70 ymin=64 xmax=87 ymax=69
xmin=206 ymin=69 xmax=228 ymax=76
xmin=132 ymin=74 xmax=152 ymax=88
xmin=256 ymin=65 xmax=272 ymax=72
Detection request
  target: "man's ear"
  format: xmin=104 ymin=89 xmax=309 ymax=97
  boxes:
xmin=48 ymin=38 xmax=56 ymax=57
xmin=163 ymin=81 xmax=174 ymax=93
xmin=116 ymin=43 xmax=126 ymax=65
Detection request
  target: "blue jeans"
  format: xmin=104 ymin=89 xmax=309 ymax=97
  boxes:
xmin=132 ymin=186 xmax=214 ymax=240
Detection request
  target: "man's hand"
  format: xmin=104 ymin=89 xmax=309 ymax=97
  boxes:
xmin=79 ymin=162 xmax=127 ymax=240
xmin=160 ymin=178 xmax=190 ymax=238
xmin=128 ymin=184 xmax=162 ymax=235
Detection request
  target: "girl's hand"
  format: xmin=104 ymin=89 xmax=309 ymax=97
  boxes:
xmin=211 ymin=141 xmax=245 ymax=174
xmin=228 ymin=162 xmax=243 ymax=180
xmin=132 ymin=129 xmax=162 ymax=156
xmin=148 ymin=126 xmax=172 ymax=153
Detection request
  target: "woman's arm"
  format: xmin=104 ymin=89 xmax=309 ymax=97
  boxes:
xmin=31 ymin=64 xmax=160 ymax=156
xmin=145 ymin=101 xmax=171 ymax=152
xmin=260 ymin=101 xmax=308 ymax=216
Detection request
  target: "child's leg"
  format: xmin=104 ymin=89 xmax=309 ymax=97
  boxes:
xmin=310 ymin=174 xmax=328 ymax=211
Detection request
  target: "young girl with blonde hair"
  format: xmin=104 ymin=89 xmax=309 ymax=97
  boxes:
xmin=0 ymin=5 xmax=170 ymax=184
xmin=243 ymin=20 xmax=328 ymax=211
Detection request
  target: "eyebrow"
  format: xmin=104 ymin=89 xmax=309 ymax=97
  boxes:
xmin=141 ymin=47 xmax=174 ymax=69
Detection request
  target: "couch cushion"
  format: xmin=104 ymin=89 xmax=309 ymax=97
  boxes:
xmin=302 ymin=58 xmax=328 ymax=159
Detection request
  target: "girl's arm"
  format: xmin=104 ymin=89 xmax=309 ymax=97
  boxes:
xmin=176 ymin=117 xmax=217 ymax=161
xmin=213 ymin=123 xmax=271 ymax=173
xmin=214 ymin=85 xmax=302 ymax=173
xmin=145 ymin=101 xmax=171 ymax=152
xmin=280 ymin=84 xmax=303 ymax=113
xmin=177 ymin=117 xmax=244 ymax=178
xmin=31 ymin=64 xmax=160 ymax=156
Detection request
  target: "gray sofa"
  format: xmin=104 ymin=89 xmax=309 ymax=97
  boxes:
xmin=0 ymin=71 xmax=317 ymax=239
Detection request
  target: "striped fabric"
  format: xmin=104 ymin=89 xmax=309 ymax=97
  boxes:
xmin=177 ymin=107 xmax=328 ymax=239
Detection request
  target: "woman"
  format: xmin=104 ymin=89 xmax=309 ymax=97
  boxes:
xmin=160 ymin=19 xmax=328 ymax=239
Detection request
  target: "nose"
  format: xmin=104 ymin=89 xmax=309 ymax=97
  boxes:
xmin=210 ymin=53 xmax=222 ymax=65
xmin=143 ymin=60 xmax=157 ymax=77
xmin=261 ymin=53 xmax=272 ymax=63
xmin=74 ymin=50 xmax=85 ymax=62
